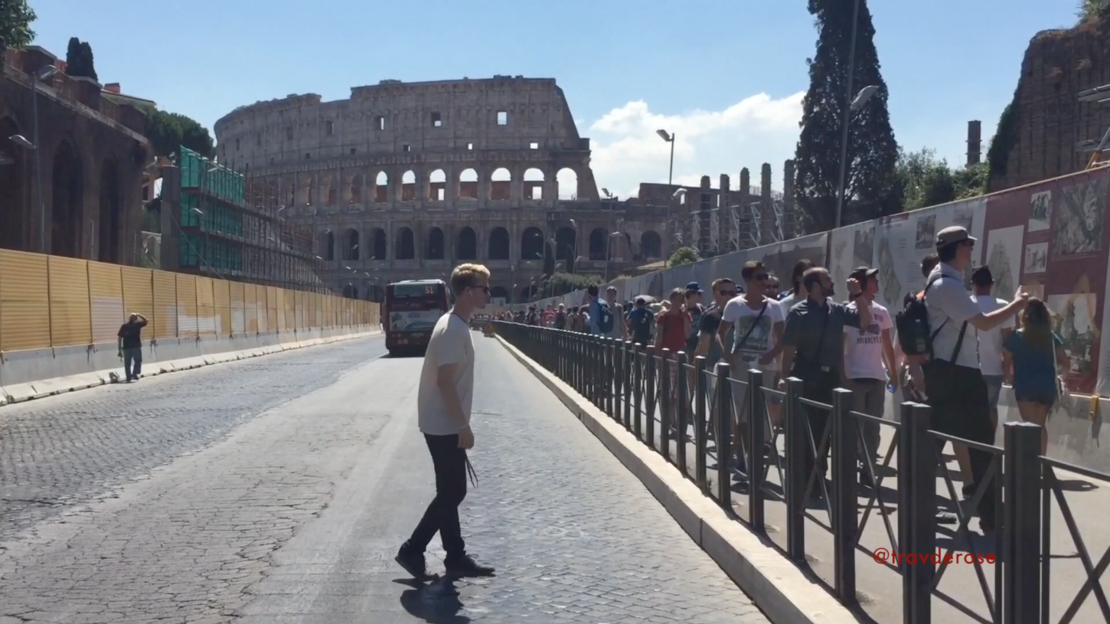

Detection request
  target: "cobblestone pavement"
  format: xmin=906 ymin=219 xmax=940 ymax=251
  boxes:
xmin=239 ymin=336 xmax=770 ymax=623
xmin=0 ymin=336 xmax=387 ymax=541
xmin=0 ymin=333 xmax=769 ymax=623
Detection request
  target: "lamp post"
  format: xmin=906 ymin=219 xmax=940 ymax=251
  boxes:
xmin=656 ymin=129 xmax=675 ymax=186
xmin=29 ymin=65 xmax=58 ymax=252
xmin=832 ymin=0 xmax=880 ymax=230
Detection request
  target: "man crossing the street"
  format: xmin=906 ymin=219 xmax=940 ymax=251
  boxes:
xmin=396 ymin=263 xmax=496 ymax=579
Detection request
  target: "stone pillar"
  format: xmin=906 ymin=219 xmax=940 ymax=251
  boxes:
xmin=698 ymin=176 xmax=711 ymax=256
xmin=759 ymin=164 xmax=774 ymax=245
xmin=681 ymin=187 xmax=693 ymax=250
xmin=739 ymin=168 xmax=753 ymax=249
xmin=719 ymin=174 xmax=732 ymax=253
xmin=783 ymin=160 xmax=796 ymax=240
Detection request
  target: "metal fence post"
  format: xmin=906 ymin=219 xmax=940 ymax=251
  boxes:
xmin=612 ymin=335 xmax=621 ymax=417
xmin=633 ymin=343 xmax=643 ymax=439
xmin=785 ymin=377 xmax=806 ymax=561
xmin=623 ymin=341 xmax=633 ymax=430
xmin=609 ymin=338 xmax=620 ymax=420
xmin=900 ymin=402 xmax=934 ymax=624
xmin=831 ymin=387 xmax=857 ymax=606
xmin=659 ymin=348 xmax=673 ymax=460
xmin=716 ymin=362 xmax=733 ymax=512
xmin=675 ymin=351 xmax=689 ymax=476
xmin=645 ymin=346 xmax=657 ymax=447
xmin=694 ymin=355 xmax=708 ymax=492
xmin=747 ymin=369 xmax=766 ymax=533
xmin=1003 ymin=421 xmax=1042 ymax=624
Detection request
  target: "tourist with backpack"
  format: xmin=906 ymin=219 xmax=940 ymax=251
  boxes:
xmin=585 ymin=284 xmax=617 ymax=337
xmin=919 ymin=226 xmax=1027 ymax=534
xmin=603 ymin=285 xmax=626 ymax=341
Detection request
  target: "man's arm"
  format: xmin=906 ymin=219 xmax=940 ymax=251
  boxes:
xmin=881 ymin=328 xmax=897 ymax=380
xmin=938 ymin=284 xmax=1026 ymax=332
xmin=436 ymin=363 xmax=470 ymax=429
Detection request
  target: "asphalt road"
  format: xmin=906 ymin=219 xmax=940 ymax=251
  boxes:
xmin=0 ymin=333 xmax=769 ymax=623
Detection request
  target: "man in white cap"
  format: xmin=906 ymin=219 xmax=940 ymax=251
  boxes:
xmin=924 ymin=225 xmax=1027 ymax=534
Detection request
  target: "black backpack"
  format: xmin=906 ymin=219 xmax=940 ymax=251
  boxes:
xmin=895 ymin=274 xmax=953 ymax=357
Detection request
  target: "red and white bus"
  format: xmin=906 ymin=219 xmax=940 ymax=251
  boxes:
xmin=383 ymin=279 xmax=450 ymax=356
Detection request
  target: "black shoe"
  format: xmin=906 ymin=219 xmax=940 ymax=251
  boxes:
xmin=445 ymin=554 xmax=495 ymax=577
xmin=394 ymin=545 xmax=429 ymax=580
xmin=962 ymin=482 xmax=976 ymax=499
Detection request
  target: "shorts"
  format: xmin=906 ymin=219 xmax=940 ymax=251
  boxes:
xmin=983 ymin=375 xmax=1003 ymax=409
xmin=1015 ymin=390 xmax=1056 ymax=408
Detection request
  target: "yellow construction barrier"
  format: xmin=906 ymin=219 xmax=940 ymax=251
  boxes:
xmin=0 ymin=249 xmax=380 ymax=353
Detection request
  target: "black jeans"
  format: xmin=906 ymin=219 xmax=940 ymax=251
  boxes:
xmin=123 ymin=347 xmax=142 ymax=380
xmin=795 ymin=366 xmax=839 ymax=485
xmin=407 ymin=433 xmax=468 ymax=561
xmin=924 ymin=362 xmax=996 ymax=526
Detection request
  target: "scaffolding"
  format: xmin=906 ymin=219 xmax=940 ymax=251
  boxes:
xmin=174 ymin=146 xmax=329 ymax=293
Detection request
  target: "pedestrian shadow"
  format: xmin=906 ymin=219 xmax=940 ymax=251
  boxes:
xmin=396 ymin=577 xmax=471 ymax=623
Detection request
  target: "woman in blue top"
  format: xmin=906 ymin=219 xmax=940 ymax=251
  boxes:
xmin=1002 ymin=298 xmax=1070 ymax=454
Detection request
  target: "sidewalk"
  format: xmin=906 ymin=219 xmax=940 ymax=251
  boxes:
xmin=0 ymin=328 xmax=381 ymax=406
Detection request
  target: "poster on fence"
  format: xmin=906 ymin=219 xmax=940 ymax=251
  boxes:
xmin=870 ymin=198 xmax=986 ymax=311
xmin=986 ymin=168 xmax=1110 ymax=395
xmin=829 ymin=222 xmax=875 ymax=301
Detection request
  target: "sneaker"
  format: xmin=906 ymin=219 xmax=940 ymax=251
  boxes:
xmin=444 ymin=554 xmax=495 ymax=577
xmin=394 ymin=544 xmax=429 ymax=579
xmin=936 ymin=510 xmax=958 ymax=525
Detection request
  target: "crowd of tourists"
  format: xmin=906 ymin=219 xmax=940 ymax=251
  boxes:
xmin=501 ymin=225 xmax=1070 ymax=536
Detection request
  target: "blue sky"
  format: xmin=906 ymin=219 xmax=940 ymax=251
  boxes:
xmin=31 ymin=0 xmax=1079 ymax=198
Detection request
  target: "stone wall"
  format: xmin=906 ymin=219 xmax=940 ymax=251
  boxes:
xmin=990 ymin=19 xmax=1110 ymax=191
xmin=0 ymin=46 xmax=150 ymax=265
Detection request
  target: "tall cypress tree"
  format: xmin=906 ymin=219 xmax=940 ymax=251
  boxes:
xmin=65 ymin=37 xmax=98 ymax=82
xmin=794 ymin=0 xmax=900 ymax=233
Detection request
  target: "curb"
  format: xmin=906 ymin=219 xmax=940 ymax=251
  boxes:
xmin=0 ymin=330 xmax=382 ymax=407
xmin=494 ymin=334 xmax=860 ymax=624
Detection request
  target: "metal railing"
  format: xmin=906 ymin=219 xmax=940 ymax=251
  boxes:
xmin=493 ymin=321 xmax=1110 ymax=624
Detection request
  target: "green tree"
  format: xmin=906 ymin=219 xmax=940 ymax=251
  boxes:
xmin=1078 ymin=0 xmax=1110 ymax=21
xmin=898 ymin=148 xmax=956 ymax=211
xmin=794 ymin=0 xmax=901 ymax=233
xmin=544 ymin=272 xmax=595 ymax=297
xmin=0 ymin=0 xmax=36 ymax=52
xmin=142 ymin=107 xmax=215 ymax=159
xmin=64 ymin=37 xmax=97 ymax=82
xmin=898 ymin=148 xmax=989 ymax=212
xmin=667 ymin=246 xmax=699 ymax=268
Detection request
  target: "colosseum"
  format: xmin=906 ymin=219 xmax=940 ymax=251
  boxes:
xmin=213 ymin=76 xmax=671 ymax=303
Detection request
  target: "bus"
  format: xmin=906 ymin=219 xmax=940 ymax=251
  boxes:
xmin=384 ymin=279 xmax=450 ymax=356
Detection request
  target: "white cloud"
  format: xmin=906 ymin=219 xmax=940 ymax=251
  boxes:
xmin=568 ymin=92 xmax=806 ymax=199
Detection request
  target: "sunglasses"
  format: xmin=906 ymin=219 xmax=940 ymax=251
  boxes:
xmin=718 ymin=290 xmax=738 ymax=297
xmin=753 ymin=273 xmax=770 ymax=281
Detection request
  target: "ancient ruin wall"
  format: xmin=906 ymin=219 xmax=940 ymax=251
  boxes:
xmin=213 ymin=76 xmax=599 ymax=206
xmin=990 ymin=20 xmax=1110 ymax=191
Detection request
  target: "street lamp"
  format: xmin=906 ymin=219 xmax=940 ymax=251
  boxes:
xmin=669 ymin=188 xmax=687 ymax=255
xmin=833 ymin=83 xmax=879 ymax=230
xmin=26 ymin=65 xmax=58 ymax=252
xmin=656 ymin=129 xmax=675 ymax=186
xmin=833 ymin=0 xmax=879 ymax=230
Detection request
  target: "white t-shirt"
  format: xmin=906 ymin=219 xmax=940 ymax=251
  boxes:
xmin=844 ymin=300 xmax=893 ymax=381
xmin=779 ymin=292 xmax=802 ymax=318
xmin=972 ymin=295 xmax=1013 ymax=377
xmin=418 ymin=312 xmax=475 ymax=435
xmin=722 ymin=296 xmax=784 ymax=367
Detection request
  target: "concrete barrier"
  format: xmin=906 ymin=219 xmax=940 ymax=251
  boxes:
xmin=0 ymin=326 xmax=381 ymax=406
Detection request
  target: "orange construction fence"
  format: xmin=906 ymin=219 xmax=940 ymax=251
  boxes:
xmin=0 ymin=249 xmax=381 ymax=353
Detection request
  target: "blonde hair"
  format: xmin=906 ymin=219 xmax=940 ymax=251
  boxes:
xmin=450 ymin=263 xmax=490 ymax=294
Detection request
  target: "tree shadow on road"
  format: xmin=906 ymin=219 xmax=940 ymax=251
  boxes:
xmin=396 ymin=577 xmax=471 ymax=623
